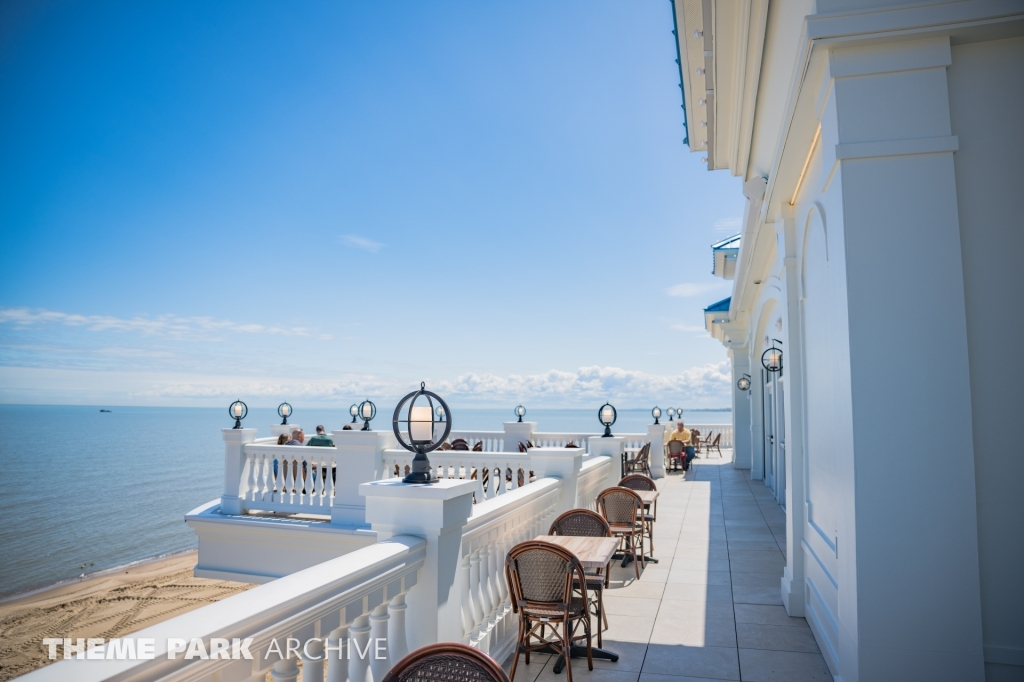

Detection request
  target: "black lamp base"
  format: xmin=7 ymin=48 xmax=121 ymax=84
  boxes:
xmin=403 ymin=471 xmax=435 ymax=484
xmin=361 ymin=422 xmax=372 ymax=431
xmin=602 ymin=425 xmax=613 ymax=438
xmin=233 ymin=419 xmax=243 ymax=429
xmin=280 ymin=418 xmax=288 ymax=426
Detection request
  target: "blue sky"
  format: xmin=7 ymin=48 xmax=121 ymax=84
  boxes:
xmin=0 ymin=0 xmax=742 ymax=408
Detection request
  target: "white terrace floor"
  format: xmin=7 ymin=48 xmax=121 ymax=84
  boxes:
xmin=503 ymin=451 xmax=834 ymax=682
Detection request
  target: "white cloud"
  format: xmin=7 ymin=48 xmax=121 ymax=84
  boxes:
xmin=339 ymin=234 xmax=385 ymax=253
xmin=714 ymin=217 xmax=741 ymax=233
xmin=0 ymin=307 xmax=326 ymax=341
xmin=665 ymin=282 xmax=725 ymax=298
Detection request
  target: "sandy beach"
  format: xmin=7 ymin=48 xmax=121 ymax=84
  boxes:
xmin=0 ymin=552 xmax=251 ymax=681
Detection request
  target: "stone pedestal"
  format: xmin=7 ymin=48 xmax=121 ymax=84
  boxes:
xmin=528 ymin=447 xmax=583 ymax=516
xmin=221 ymin=428 xmax=257 ymax=515
xmin=588 ymin=436 xmax=625 ymax=489
xmin=502 ymin=421 xmax=536 ymax=452
xmin=648 ymin=424 xmax=667 ymax=478
xmin=330 ymin=429 xmax=396 ymax=526
xmin=360 ymin=479 xmax=477 ymax=651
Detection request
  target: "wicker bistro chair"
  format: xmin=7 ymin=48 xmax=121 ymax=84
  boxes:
xmin=505 ymin=541 xmax=594 ymax=682
xmin=708 ymin=433 xmax=722 ymax=457
xmin=548 ymin=509 xmax=612 ymax=646
xmin=384 ymin=643 xmax=510 ymax=682
xmin=623 ymin=442 xmax=651 ymax=477
xmin=691 ymin=429 xmax=701 ymax=454
xmin=596 ymin=487 xmax=645 ymax=578
xmin=666 ymin=439 xmax=685 ymax=472
xmin=619 ymin=475 xmax=657 ymax=556
xmin=451 ymin=438 xmax=470 ymax=451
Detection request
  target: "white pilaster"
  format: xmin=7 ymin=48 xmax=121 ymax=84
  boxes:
xmin=647 ymin=423 xmax=667 ymax=478
xmin=502 ymin=421 xmax=536 ymax=452
xmin=588 ymin=436 xmax=625 ymax=489
xmin=528 ymin=447 xmax=583 ymax=516
xmin=221 ymin=428 xmax=257 ymax=515
xmin=730 ymin=348 xmax=753 ymax=470
xmin=360 ymin=478 xmax=477 ymax=651
xmin=330 ymin=430 xmax=396 ymax=526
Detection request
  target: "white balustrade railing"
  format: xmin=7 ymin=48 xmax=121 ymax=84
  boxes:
xmin=382 ymin=449 xmax=532 ymax=502
xmin=686 ymin=423 xmax=733 ymax=448
xmin=615 ymin=433 xmax=649 ymax=452
xmin=458 ymin=478 xmax=562 ymax=660
xmin=530 ymin=432 xmax=591 ymax=448
xmin=447 ymin=430 xmax=505 ymax=452
xmin=242 ymin=444 xmax=337 ymax=515
xmin=576 ymin=455 xmax=612 ymax=510
xmin=21 ymin=538 xmax=425 ymax=682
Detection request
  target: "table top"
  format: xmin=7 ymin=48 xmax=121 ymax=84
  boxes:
xmin=533 ymin=535 xmax=619 ymax=569
xmin=635 ymin=490 xmax=659 ymax=504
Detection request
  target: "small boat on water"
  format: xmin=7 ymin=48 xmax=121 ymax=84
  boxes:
xmin=99 ymin=409 xmax=112 ymax=413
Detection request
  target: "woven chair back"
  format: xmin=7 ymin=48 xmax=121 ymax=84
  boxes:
xmin=451 ymin=438 xmax=470 ymax=451
xmin=619 ymin=474 xmax=656 ymax=491
xmin=667 ymin=440 xmax=685 ymax=455
xmin=518 ymin=441 xmax=528 ymax=453
xmin=472 ymin=441 xmax=483 ymax=451
xmin=596 ymin=487 xmax=642 ymax=526
xmin=506 ymin=541 xmax=585 ymax=610
xmin=384 ymin=642 xmax=510 ymax=682
xmin=549 ymin=509 xmax=611 ymax=537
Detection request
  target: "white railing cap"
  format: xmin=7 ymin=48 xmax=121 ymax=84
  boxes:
xmin=360 ymin=478 xmax=478 ymax=500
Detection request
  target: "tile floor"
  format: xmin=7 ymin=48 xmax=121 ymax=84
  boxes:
xmin=503 ymin=451 xmax=834 ymax=682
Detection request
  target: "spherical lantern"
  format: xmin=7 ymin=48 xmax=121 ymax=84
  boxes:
xmin=349 ymin=403 xmax=359 ymax=424
xmin=393 ymin=382 xmax=452 ymax=484
xmin=651 ymin=406 xmax=662 ymax=425
xmin=737 ymin=375 xmax=752 ymax=391
xmin=667 ymin=407 xmax=676 ymax=421
xmin=598 ymin=402 xmax=617 ymax=438
xmin=761 ymin=340 xmax=783 ymax=373
xmin=514 ymin=404 xmax=526 ymax=423
xmin=277 ymin=402 xmax=293 ymax=426
xmin=358 ymin=399 xmax=377 ymax=431
xmin=229 ymin=400 xmax=248 ymax=429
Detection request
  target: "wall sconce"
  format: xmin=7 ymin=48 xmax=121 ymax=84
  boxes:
xmin=358 ymin=399 xmax=377 ymax=431
xmin=349 ymin=404 xmax=359 ymax=424
xmin=515 ymin=404 xmax=526 ymax=422
xmin=652 ymin=406 xmax=662 ymax=425
xmin=599 ymin=402 xmax=617 ymax=438
xmin=761 ymin=340 xmax=783 ymax=373
xmin=277 ymin=402 xmax=292 ymax=426
xmin=229 ymin=400 xmax=247 ymax=429
xmin=737 ymin=375 xmax=752 ymax=391
xmin=393 ymin=382 xmax=452 ymax=484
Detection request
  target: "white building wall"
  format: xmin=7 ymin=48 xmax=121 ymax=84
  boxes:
xmin=947 ymin=36 xmax=1024 ymax=680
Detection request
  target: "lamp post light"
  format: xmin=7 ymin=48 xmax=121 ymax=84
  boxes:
xmin=277 ymin=402 xmax=293 ymax=426
xmin=737 ymin=375 xmax=752 ymax=391
xmin=358 ymin=399 xmax=377 ymax=431
xmin=229 ymin=400 xmax=248 ymax=429
xmin=761 ymin=339 xmax=783 ymax=373
xmin=393 ymin=382 xmax=452 ymax=484
xmin=598 ymin=402 xmax=617 ymax=438
xmin=515 ymin=404 xmax=526 ymax=422
xmin=349 ymin=404 xmax=359 ymax=424
xmin=652 ymin=406 xmax=662 ymax=425
xmin=667 ymin=407 xmax=676 ymax=422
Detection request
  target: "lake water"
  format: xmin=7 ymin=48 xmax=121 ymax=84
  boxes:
xmin=0 ymin=404 xmax=729 ymax=598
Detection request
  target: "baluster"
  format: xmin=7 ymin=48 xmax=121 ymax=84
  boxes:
xmin=245 ymin=452 xmax=257 ymax=502
xmin=324 ymin=454 xmax=335 ymax=508
xmin=302 ymin=638 xmax=325 ymax=682
xmin=388 ymin=594 xmax=409 ymax=665
xmin=460 ymin=553 xmax=475 ymax=643
xmin=297 ymin=455 xmax=307 ymax=505
xmin=348 ymin=615 xmax=371 ymax=682
xmin=486 ymin=541 xmax=501 ymax=621
xmin=478 ymin=545 xmax=495 ymax=623
xmin=272 ymin=455 xmax=283 ymax=503
xmin=325 ymin=623 xmax=349 ymax=682
xmin=468 ymin=550 xmax=485 ymax=638
xmin=271 ymin=655 xmax=300 ymax=682
xmin=286 ymin=456 xmax=296 ymax=503
xmin=368 ymin=603 xmax=390 ymax=682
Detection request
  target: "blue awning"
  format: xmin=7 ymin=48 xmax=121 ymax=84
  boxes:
xmin=704 ymin=297 xmax=731 ymax=313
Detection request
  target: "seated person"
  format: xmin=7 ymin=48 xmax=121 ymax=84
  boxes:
xmin=307 ymin=425 xmax=334 ymax=447
xmin=276 ymin=434 xmax=289 ymax=445
xmin=665 ymin=421 xmax=696 ymax=469
xmin=285 ymin=428 xmax=305 ymax=445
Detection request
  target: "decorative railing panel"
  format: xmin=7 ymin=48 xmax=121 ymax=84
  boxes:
xmin=530 ymin=432 xmax=591 ymax=448
xmin=458 ymin=478 xmax=561 ymax=661
xmin=447 ymin=430 xmax=505 ymax=452
xmin=242 ymin=444 xmax=336 ymax=514
xmin=21 ymin=538 xmax=425 ymax=682
xmin=576 ymin=455 xmax=612 ymax=510
xmin=382 ymin=449 xmax=532 ymax=502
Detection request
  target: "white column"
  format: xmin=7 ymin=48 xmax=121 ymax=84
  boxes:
xmin=528 ymin=447 xmax=583 ymax=516
xmin=730 ymin=347 xmax=753 ymax=470
xmin=221 ymin=428 xmax=257 ymax=515
xmin=502 ymin=421 xmax=536 ymax=452
xmin=360 ymin=478 xmax=477 ymax=651
xmin=648 ymin=423 xmax=667 ymax=478
xmin=330 ymin=430 xmax=397 ymax=526
xmin=588 ymin=436 xmax=625 ymax=490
